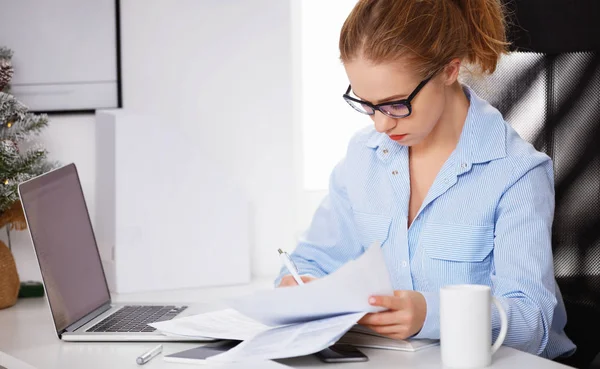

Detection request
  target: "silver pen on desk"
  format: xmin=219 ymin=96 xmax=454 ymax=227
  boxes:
xmin=136 ymin=344 xmax=162 ymax=365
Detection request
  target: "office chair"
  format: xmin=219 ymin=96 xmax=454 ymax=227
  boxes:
xmin=464 ymin=2 xmax=600 ymax=366
xmin=463 ymin=51 xmax=600 ymax=369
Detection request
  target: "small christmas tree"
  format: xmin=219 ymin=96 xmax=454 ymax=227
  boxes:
xmin=0 ymin=46 xmax=55 ymax=231
xmin=0 ymin=46 xmax=53 ymax=307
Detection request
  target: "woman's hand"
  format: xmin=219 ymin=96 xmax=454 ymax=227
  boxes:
xmin=357 ymin=290 xmax=427 ymax=339
xmin=277 ymin=275 xmax=317 ymax=287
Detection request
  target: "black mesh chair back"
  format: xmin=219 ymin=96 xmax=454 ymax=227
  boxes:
xmin=463 ymin=51 xmax=600 ymax=369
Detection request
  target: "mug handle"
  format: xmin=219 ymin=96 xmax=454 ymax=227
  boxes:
xmin=491 ymin=297 xmax=508 ymax=355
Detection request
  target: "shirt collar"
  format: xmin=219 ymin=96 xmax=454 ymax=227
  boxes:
xmin=365 ymin=85 xmax=506 ymax=165
xmin=457 ymin=85 xmax=506 ymax=165
xmin=365 ymin=128 xmax=389 ymax=149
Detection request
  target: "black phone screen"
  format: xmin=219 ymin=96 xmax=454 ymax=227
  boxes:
xmin=164 ymin=340 xmax=241 ymax=361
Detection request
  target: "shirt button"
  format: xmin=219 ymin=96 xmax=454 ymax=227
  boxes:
xmin=392 ymin=170 xmax=398 ymax=175
xmin=383 ymin=148 xmax=389 ymax=154
xmin=444 ymin=178 xmax=449 ymax=183
xmin=461 ymin=163 xmax=468 ymax=169
xmin=402 ymin=260 xmax=408 ymax=267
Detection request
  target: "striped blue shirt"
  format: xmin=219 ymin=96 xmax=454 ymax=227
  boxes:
xmin=276 ymin=86 xmax=576 ymax=359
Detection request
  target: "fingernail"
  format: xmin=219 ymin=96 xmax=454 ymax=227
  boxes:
xmin=369 ymin=297 xmax=376 ymax=304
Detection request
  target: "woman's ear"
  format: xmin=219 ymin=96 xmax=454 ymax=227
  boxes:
xmin=442 ymin=58 xmax=462 ymax=85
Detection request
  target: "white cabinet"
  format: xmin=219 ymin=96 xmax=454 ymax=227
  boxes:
xmin=95 ymin=110 xmax=251 ymax=293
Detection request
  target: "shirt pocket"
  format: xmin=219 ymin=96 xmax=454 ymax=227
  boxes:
xmin=420 ymin=222 xmax=494 ymax=285
xmin=353 ymin=210 xmax=393 ymax=249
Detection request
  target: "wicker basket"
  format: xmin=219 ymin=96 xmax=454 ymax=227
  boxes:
xmin=0 ymin=239 xmax=19 ymax=309
xmin=0 ymin=201 xmax=25 ymax=309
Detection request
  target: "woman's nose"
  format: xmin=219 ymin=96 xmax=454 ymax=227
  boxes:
xmin=372 ymin=111 xmax=397 ymax=133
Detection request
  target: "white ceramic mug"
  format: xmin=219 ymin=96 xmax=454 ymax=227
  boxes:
xmin=440 ymin=284 xmax=508 ymax=368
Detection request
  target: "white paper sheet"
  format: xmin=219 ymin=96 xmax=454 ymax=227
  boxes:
xmin=0 ymin=351 xmax=37 ymax=369
xmin=227 ymin=243 xmax=394 ymax=326
xmin=150 ymin=309 xmax=270 ymax=341
xmin=208 ymin=312 xmax=366 ymax=362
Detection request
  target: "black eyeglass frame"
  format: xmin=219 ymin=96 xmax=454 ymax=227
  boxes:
xmin=342 ymin=74 xmax=434 ymax=119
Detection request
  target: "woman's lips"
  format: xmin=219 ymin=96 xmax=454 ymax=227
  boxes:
xmin=389 ymin=134 xmax=407 ymax=141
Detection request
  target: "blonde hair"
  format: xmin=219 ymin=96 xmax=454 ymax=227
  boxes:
xmin=339 ymin=0 xmax=510 ymax=77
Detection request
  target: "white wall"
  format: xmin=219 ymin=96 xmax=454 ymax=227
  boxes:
xmin=301 ymin=0 xmax=366 ymax=191
xmin=119 ymin=0 xmax=296 ymax=279
xmin=6 ymin=0 xmax=300 ymax=283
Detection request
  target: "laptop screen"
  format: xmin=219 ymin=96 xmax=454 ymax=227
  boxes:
xmin=19 ymin=164 xmax=110 ymax=333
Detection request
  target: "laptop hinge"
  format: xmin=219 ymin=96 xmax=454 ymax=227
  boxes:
xmin=63 ymin=301 xmax=113 ymax=333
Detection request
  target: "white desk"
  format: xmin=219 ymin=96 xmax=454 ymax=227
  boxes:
xmin=0 ymin=280 xmax=572 ymax=369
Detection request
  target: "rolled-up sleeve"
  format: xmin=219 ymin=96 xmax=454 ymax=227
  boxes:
xmin=490 ymin=157 xmax=557 ymax=355
xmin=413 ymin=291 xmax=440 ymax=339
xmin=274 ymin=157 xmax=364 ymax=287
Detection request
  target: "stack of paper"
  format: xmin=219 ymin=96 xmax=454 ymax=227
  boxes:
xmin=151 ymin=244 xmax=438 ymax=362
xmin=209 ymin=312 xmax=366 ymax=362
xmin=150 ymin=308 xmax=269 ymax=341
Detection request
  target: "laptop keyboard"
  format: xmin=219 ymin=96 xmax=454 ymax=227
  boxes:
xmin=86 ymin=305 xmax=187 ymax=333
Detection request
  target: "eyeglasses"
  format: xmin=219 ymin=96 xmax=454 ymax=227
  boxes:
xmin=342 ymin=75 xmax=434 ymax=119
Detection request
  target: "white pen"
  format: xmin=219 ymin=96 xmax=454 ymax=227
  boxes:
xmin=278 ymin=248 xmax=304 ymax=285
xmin=136 ymin=344 xmax=162 ymax=365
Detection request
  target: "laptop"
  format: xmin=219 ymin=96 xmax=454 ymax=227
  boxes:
xmin=18 ymin=163 xmax=208 ymax=342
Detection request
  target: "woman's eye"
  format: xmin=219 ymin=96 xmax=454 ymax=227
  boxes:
xmin=389 ymin=104 xmax=406 ymax=111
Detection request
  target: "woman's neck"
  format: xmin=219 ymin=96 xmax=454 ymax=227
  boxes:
xmin=411 ymin=81 xmax=470 ymax=158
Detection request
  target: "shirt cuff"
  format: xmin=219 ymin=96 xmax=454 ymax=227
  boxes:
xmin=413 ymin=290 xmax=440 ymax=339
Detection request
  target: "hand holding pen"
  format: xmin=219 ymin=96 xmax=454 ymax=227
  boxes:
xmin=277 ymin=248 xmax=317 ymax=287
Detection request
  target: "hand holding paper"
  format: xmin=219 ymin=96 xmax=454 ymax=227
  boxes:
xmin=151 ymin=244 xmax=437 ymax=363
xmin=227 ymin=243 xmax=394 ymax=326
xmin=358 ymin=289 xmax=428 ymax=339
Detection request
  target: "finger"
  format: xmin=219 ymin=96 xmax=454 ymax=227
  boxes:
xmin=278 ymin=275 xmax=297 ymax=287
xmin=358 ymin=310 xmax=401 ymax=326
xmin=365 ymin=323 xmax=412 ymax=339
xmin=300 ymin=276 xmax=316 ymax=283
xmin=364 ymin=324 xmax=405 ymax=335
xmin=278 ymin=275 xmax=316 ymax=287
xmin=393 ymin=290 xmax=408 ymax=298
xmin=357 ymin=313 xmax=376 ymax=325
xmin=369 ymin=295 xmax=404 ymax=310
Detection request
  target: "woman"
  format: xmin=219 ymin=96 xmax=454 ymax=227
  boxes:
xmin=276 ymin=0 xmax=575 ymax=359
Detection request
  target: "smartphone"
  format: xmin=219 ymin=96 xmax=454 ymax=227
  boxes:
xmin=163 ymin=340 xmax=241 ymax=364
xmin=315 ymin=344 xmax=369 ymax=363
